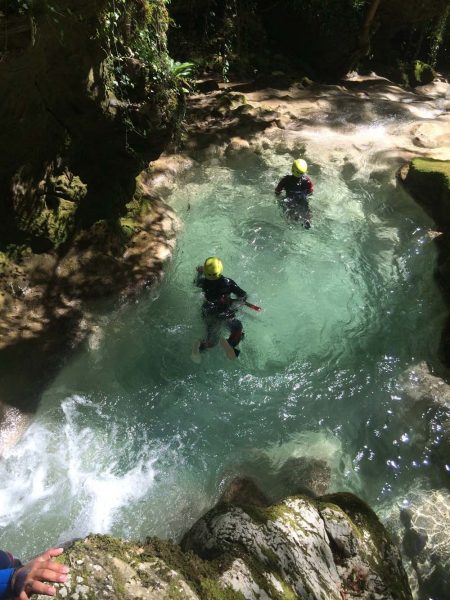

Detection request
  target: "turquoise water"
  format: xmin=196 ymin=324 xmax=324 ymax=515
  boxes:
xmin=0 ymin=160 xmax=448 ymax=559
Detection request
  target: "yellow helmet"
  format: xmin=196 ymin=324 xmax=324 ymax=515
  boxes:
xmin=204 ymin=257 xmax=223 ymax=280
xmin=292 ymin=159 xmax=308 ymax=176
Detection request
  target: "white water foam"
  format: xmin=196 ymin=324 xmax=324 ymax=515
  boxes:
xmin=0 ymin=394 xmax=159 ymax=555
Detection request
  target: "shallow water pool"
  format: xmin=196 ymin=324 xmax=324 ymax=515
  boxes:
xmin=0 ymin=159 xmax=448 ymax=559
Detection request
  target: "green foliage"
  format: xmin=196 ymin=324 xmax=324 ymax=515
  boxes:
xmin=168 ymin=0 xmax=450 ymax=81
xmin=167 ymin=59 xmax=196 ymax=92
xmin=429 ymin=3 xmax=450 ymax=66
xmin=169 ymin=59 xmax=195 ymax=78
xmin=94 ymin=0 xmax=185 ymax=142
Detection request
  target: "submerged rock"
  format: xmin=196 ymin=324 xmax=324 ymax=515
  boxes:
xmin=399 ymin=362 xmax=450 ymax=488
xmin=277 ymin=456 xmax=332 ymax=497
xmin=388 ymin=488 xmax=450 ymax=600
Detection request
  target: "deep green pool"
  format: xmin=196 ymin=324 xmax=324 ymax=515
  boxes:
xmin=0 ymin=159 xmax=447 ymax=559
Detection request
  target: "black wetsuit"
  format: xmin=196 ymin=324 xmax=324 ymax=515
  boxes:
xmin=195 ymin=274 xmax=247 ymax=354
xmin=275 ymin=174 xmax=313 ymax=225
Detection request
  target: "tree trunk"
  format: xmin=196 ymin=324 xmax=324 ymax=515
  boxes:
xmin=339 ymin=0 xmax=382 ymax=77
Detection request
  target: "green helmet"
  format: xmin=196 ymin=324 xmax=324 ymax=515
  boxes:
xmin=204 ymin=257 xmax=223 ymax=280
xmin=292 ymin=159 xmax=308 ymax=176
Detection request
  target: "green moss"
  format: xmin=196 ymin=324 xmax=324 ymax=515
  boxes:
xmin=165 ymin=579 xmax=187 ymax=599
xmin=403 ymin=158 xmax=450 ymax=230
xmin=412 ymin=60 xmax=435 ymax=86
xmin=411 ymin=158 xmax=450 ymax=179
xmin=200 ymin=579 xmax=245 ymax=600
xmin=144 ymin=537 xmax=235 ymax=598
xmin=239 ymin=503 xmax=269 ymax=524
xmin=118 ymin=217 xmax=138 ymax=239
xmin=260 ymin=545 xmax=279 ymax=569
xmin=84 ymin=534 xmax=135 ymax=560
xmin=256 ymin=547 xmax=300 ymax=599
xmin=278 ymin=578 xmax=297 ymax=600
xmin=13 ymin=171 xmax=87 ymax=247
xmin=125 ymin=184 xmax=153 ymax=220
xmin=229 ymin=496 xmax=312 ymax=528
xmin=0 ymin=252 xmax=10 ymax=267
xmin=47 ymin=173 xmax=87 ymax=203
xmin=320 ymin=493 xmax=386 ymax=545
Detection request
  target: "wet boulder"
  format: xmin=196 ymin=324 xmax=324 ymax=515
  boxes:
xmin=399 ymin=158 xmax=450 ymax=230
xmin=182 ymin=491 xmax=412 ymax=599
xmin=35 ymin=488 xmax=412 ymax=600
xmin=35 ymin=536 xmax=200 ymax=600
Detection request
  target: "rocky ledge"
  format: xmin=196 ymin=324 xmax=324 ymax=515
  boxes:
xmin=36 ymin=481 xmax=411 ymax=600
xmin=398 ymin=158 xmax=450 ymax=369
xmin=0 ymin=183 xmax=178 ymax=421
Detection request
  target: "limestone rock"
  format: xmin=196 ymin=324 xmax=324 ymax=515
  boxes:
xmin=145 ymin=154 xmax=197 ymax=195
xmin=31 ymin=489 xmax=412 ymax=600
xmin=35 ymin=536 xmax=200 ymax=600
xmin=182 ymin=492 xmax=412 ymax=599
xmin=226 ymin=137 xmax=251 ymax=155
xmin=220 ymin=559 xmax=271 ymax=600
xmin=401 ymin=361 xmax=450 ymax=410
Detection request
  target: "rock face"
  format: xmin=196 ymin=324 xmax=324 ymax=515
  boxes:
xmin=33 ymin=487 xmax=412 ymax=600
xmin=182 ymin=491 xmax=411 ymax=600
xmin=399 ymin=159 xmax=450 ymax=368
xmin=400 ymin=159 xmax=450 ymax=230
xmin=37 ymin=536 xmax=201 ymax=600
xmin=0 ymin=0 xmax=183 ymax=422
xmin=0 ymin=190 xmax=179 ymax=413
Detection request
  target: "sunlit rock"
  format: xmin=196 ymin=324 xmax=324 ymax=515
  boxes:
xmin=31 ymin=486 xmax=412 ymax=599
xmin=382 ymin=486 xmax=450 ymax=600
xmin=182 ymin=490 xmax=412 ymax=599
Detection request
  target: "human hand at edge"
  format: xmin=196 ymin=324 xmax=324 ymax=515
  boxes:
xmin=11 ymin=548 xmax=69 ymax=599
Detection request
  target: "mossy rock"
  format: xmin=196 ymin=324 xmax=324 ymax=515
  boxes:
xmin=45 ymin=173 xmax=87 ymax=204
xmin=401 ymin=158 xmax=450 ymax=230
xmin=377 ymin=60 xmax=436 ymax=88
xmin=36 ymin=535 xmax=201 ymax=600
xmin=182 ymin=491 xmax=412 ymax=600
xmin=410 ymin=61 xmax=436 ymax=87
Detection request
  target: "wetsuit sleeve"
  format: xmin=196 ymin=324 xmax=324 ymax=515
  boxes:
xmin=275 ymin=176 xmax=287 ymax=195
xmin=306 ymin=176 xmax=313 ymax=194
xmin=229 ymin=280 xmax=247 ymax=300
xmin=194 ymin=271 xmax=204 ymax=288
xmin=0 ymin=551 xmax=22 ymax=600
xmin=0 ymin=569 xmax=15 ymax=599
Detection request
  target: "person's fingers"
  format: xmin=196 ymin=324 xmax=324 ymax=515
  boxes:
xmin=27 ymin=580 xmax=57 ymax=596
xmin=46 ymin=548 xmax=64 ymax=559
xmin=36 ymin=560 xmax=70 ymax=574
xmin=37 ymin=547 xmax=64 ymax=562
xmin=31 ymin=566 xmax=68 ymax=583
